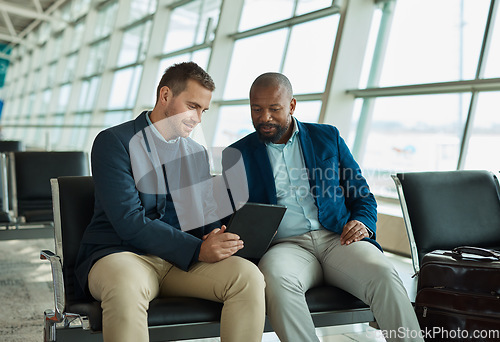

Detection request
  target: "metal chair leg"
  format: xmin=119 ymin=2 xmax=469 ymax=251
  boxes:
xmin=44 ymin=309 xmax=58 ymax=342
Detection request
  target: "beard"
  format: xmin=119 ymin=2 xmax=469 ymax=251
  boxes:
xmin=255 ymin=122 xmax=289 ymax=144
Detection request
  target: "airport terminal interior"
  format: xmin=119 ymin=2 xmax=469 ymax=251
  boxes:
xmin=0 ymin=0 xmax=499 ymax=341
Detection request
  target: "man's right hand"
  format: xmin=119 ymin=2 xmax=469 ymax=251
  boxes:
xmin=198 ymin=225 xmax=244 ymax=263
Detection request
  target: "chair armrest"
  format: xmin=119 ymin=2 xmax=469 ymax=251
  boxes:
xmin=40 ymin=250 xmax=66 ymax=322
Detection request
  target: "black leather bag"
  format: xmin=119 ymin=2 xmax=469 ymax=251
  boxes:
xmin=415 ymin=247 xmax=500 ymax=341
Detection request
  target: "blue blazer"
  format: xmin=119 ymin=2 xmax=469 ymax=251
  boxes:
xmin=74 ymin=112 xmax=218 ymax=298
xmin=222 ymin=120 xmax=380 ymax=248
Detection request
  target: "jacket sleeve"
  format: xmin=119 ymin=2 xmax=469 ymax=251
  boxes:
xmin=91 ymin=129 xmax=202 ymax=271
xmin=336 ymin=131 xmax=378 ymax=236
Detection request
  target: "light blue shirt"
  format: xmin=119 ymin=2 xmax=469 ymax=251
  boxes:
xmin=266 ymin=118 xmax=323 ymax=240
xmin=146 ymin=111 xmax=180 ymax=144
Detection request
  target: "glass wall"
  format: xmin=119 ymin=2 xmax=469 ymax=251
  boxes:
xmin=0 ymin=0 xmax=498 ymax=199
xmin=214 ymin=0 xmax=340 ymax=145
xmin=350 ymin=0 xmax=500 ymax=198
xmin=464 ymin=91 xmax=500 ymax=170
xmin=163 ymin=0 xmax=221 ymax=53
xmin=379 ymin=0 xmax=490 ymax=86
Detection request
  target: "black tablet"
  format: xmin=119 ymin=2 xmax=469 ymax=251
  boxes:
xmin=225 ymin=202 xmax=287 ymax=259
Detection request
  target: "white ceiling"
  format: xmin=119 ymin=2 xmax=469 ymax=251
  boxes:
xmin=0 ymin=0 xmax=65 ymax=57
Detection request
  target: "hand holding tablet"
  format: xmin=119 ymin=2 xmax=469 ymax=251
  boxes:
xmin=225 ymin=203 xmax=287 ymax=259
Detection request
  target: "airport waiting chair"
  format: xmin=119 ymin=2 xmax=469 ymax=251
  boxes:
xmin=0 ymin=141 xmax=24 ymax=224
xmin=41 ymin=176 xmax=375 ymax=342
xmin=0 ymin=151 xmax=89 ymax=240
xmin=0 ymin=153 xmax=12 ymax=223
xmin=392 ymin=170 xmax=500 ymax=274
xmin=9 ymin=151 xmax=90 ymax=225
xmin=0 ymin=140 xmax=24 ymax=152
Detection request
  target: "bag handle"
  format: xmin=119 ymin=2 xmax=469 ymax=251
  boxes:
xmin=451 ymin=246 xmax=500 ymax=260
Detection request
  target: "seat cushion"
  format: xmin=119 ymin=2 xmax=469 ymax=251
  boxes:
xmin=68 ymin=285 xmax=368 ymax=332
xmin=306 ymin=286 xmax=368 ymax=312
xmin=17 ymin=199 xmax=54 ymax=222
xmin=22 ymin=209 xmax=54 ymax=223
xmin=396 ymin=171 xmax=500 ymax=265
xmin=68 ymin=297 xmax=223 ymax=332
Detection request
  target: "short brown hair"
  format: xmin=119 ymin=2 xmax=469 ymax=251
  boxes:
xmin=156 ymin=62 xmax=215 ymax=103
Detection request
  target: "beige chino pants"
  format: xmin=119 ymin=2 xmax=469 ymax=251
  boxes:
xmin=88 ymin=252 xmax=266 ymax=342
xmin=259 ymin=229 xmax=423 ymax=342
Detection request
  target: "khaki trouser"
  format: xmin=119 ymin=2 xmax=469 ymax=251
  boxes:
xmin=88 ymin=252 xmax=265 ymax=342
xmin=259 ymin=229 xmax=424 ymax=342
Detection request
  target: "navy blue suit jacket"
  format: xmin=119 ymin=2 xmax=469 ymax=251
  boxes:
xmin=222 ymin=120 xmax=380 ymax=248
xmin=74 ymin=112 xmax=218 ymax=298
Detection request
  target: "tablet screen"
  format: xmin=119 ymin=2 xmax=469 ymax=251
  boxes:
xmin=225 ymin=202 xmax=286 ymax=259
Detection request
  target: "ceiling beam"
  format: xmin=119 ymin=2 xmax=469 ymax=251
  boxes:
xmin=0 ymin=0 xmax=67 ymax=52
xmin=0 ymin=31 xmax=34 ymax=47
xmin=32 ymin=0 xmax=44 ymax=13
xmin=1 ymin=10 xmax=17 ymax=36
xmin=17 ymin=0 xmax=68 ymax=39
xmin=0 ymin=1 xmax=63 ymax=23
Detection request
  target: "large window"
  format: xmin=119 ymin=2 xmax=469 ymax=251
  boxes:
xmin=78 ymin=77 xmax=101 ymax=112
xmin=379 ymin=0 xmax=490 ymax=86
xmin=50 ymin=34 xmax=63 ymax=62
xmin=94 ymin=1 xmax=118 ymax=39
xmin=69 ymin=22 xmax=86 ymax=53
xmin=484 ymin=7 xmax=500 ymax=77
xmin=57 ymin=84 xmax=72 ymax=114
xmin=238 ymin=0 xmax=334 ymax=31
xmin=282 ymin=16 xmax=338 ymax=94
xmin=103 ymin=110 xmax=133 ymax=128
xmin=39 ymin=89 xmax=53 ymax=116
xmin=129 ymin=0 xmax=157 ymax=24
xmin=86 ymin=41 xmax=109 ymax=76
xmin=350 ymin=0 xmax=500 ymax=198
xmin=108 ymin=66 xmax=143 ymax=110
xmin=63 ymin=53 xmax=78 ymax=83
xmin=64 ymin=113 xmax=92 ymax=149
xmin=215 ymin=0 xmax=340 ymax=147
xmin=223 ymin=30 xmax=288 ymax=100
xmin=464 ymin=91 xmax=500 ymax=170
xmin=361 ymin=94 xmax=470 ymax=197
xmin=118 ymin=21 xmax=152 ymax=67
xmin=163 ymin=0 xmax=222 ymax=53
xmin=1 ymin=0 xmax=498 ymax=177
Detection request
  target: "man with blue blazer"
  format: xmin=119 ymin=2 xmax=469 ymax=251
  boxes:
xmin=75 ymin=62 xmax=265 ymax=342
xmin=222 ymin=73 xmax=423 ymax=342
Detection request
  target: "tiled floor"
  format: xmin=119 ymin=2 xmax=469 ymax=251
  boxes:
xmin=175 ymin=324 xmax=386 ymax=342
xmin=175 ymin=252 xmax=415 ymax=342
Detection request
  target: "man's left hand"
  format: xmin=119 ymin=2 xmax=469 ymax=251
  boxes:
xmin=340 ymin=220 xmax=369 ymax=245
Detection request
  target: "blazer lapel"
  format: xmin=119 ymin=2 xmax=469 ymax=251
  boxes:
xmin=133 ymin=111 xmax=167 ymax=216
xmin=297 ymin=121 xmax=318 ymax=195
xmin=133 ymin=111 xmax=150 ymax=133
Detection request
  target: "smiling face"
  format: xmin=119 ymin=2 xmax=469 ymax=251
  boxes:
xmin=250 ymin=84 xmax=296 ymax=144
xmin=151 ymin=79 xmax=212 ymax=140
